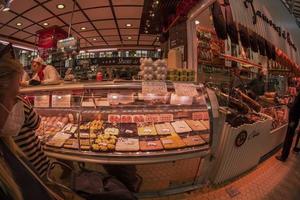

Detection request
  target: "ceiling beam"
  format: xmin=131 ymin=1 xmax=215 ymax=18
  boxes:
xmin=108 ymin=0 xmax=123 ymax=45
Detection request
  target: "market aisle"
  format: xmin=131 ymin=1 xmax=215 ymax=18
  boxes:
xmin=143 ymin=152 xmax=300 ymax=200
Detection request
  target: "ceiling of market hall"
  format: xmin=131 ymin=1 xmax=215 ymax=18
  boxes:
xmin=0 ymin=0 xmax=180 ymax=49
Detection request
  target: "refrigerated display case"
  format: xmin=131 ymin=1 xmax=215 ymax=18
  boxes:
xmin=20 ymin=81 xmax=215 ymax=195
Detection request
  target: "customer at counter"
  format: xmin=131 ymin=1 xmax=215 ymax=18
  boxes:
xmin=28 ymin=57 xmax=60 ymax=85
xmin=247 ymin=69 xmax=265 ymax=99
xmin=276 ymin=92 xmax=300 ymax=162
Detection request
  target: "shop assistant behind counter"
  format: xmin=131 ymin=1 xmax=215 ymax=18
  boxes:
xmin=28 ymin=57 xmax=61 ymax=85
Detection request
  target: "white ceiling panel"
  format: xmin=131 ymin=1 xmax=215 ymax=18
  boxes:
xmin=60 ymin=11 xmax=88 ymax=24
xmin=10 ymin=0 xmax=37 ymax=13
xmin=44 ymin=0 xmax=78 ymax=15
xmin=100 ymin=29 xmax=119 ymax=36
xmin=112 ymin=0 xmax=144 ymax=6
xmin=24 ymin=24 xmax=43 ymax=34
xmin=8 ymin=17 xmax=33 ymax=29
xmin=117 ymin=19 xmax=140 ymax=28
xmin=0 ymin=11 xmax=17 ymax=24
xmin=0 ymin=26 xmax=18 ymax=35
xmin=85 ymin=8 xmax=113 ymax=20
xmin=78 ymin=0 xmax=109 ymax=9
xmin=23 ymin=6 xmax=53 ymax=22
xmin=72 ymin=22 xmax=94 ymax=32
xmin=114 ymin=7 xmax=143 ymax=19
xmin=119 ymin=28 xmax=139 ymax=35
xmin=12 ymin=31 xmax=32 ymax=39
xmin=80 ymin=30 xmax=99 ymax=38
xmin=103 ymin=35 xmax=121 ymax=41
xmin=93 ymin=20 xmax=117 ymax=29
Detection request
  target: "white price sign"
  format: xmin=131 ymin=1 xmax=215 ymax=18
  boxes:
xmin=142 ymin=81 xmax=167 ymax=95
xmin=34 ymin=95 xmax=50 ymax=108
xmin=52 ymin=94 xmax=71 ymax=108
xmin=174 ymin=83 xmax=198 ymax=97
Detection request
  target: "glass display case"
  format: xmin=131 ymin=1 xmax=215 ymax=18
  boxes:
xmin=20 ymin=81 xmax=213 ymax=164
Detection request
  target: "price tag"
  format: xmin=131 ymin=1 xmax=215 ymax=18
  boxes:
xmin=142 ymin=81 xmax=167 ymax=95
xmin=34 ymin=95 xmax=50 ymax=108
xmin=52 ymin=94 xmax=71 ymax=108
xmin=174 ymin=83 xmax=198 ymax=97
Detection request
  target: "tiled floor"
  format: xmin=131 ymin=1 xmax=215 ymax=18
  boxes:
xmin=142 ymin=152 xmax=300 ymax=200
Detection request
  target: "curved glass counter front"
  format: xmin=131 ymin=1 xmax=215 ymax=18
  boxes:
xmin=20 ymin=81 xmax=213 ymax=164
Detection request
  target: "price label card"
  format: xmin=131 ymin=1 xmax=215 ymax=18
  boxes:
xmin=52 ymin=94 xmax=71 ymax=108
xmin=34 ymin=95 xmax=50 ymax=108
xmin=142 ymin=81 xmax=167 ymax=95
xmin=174 ymin=83 xmax=198 ymax=97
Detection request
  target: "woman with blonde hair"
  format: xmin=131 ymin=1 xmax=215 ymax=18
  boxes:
xmin=0 ymin=44 xmax=59 ymax=199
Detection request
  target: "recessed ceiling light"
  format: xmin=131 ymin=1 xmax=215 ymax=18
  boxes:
xmin=93 ymin=38 xmax=97 ymax=41
xmin=80 ymin=27 xmax=86 ymax=30
xmin=2 ymin=7 xmax=10 ymax=12
xmin=57 ymin=4 xmax=65 ymax=9
xmin=16 ymin=22 xmax=22 ymax=26
xmin=195 ymin=20 xmax=200 ymax=25
xmin=127 ymin=36 xmax=132 ymax=40
xmin=126 ymin=23 xmax=132 ymax=27
xmin=43 ymin=22 xmax=49 ymax=26
xmin=145 ymin=30 xmax=148 ymax=34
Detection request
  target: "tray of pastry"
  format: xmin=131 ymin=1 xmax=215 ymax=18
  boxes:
xmin=155 ymin=123 xmax=176 ymax=135
xmin=180 ymin=133 xmax=206 ymax=147
xmin=137 ymin=123 xmax=157 ymax=136
xmin=46 ymin=132 xmax=71 ymax=148
xmin=139 ymin=137 xmax=164 ymax=151
xmin=92 ymin=133 xmax=117 ymax=152
xmin=171 ymin=121 xmax=192 ymax=134
xmin=115 ymin=137 xmax=140 ymax=152
xmin=160 ymin=134 xmax=186 ymax=149
xmin=185 ymin=120 xmax=208 ymax=132
xmin=119 ymin=123 xmax=138 ymax=137
xmin=103 ymin=123 xmax=120 ymax=136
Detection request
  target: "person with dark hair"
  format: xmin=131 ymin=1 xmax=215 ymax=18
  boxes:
xmin=276 ymin=92 xmax=300 ymax=161
xmin=247 ymin=69 xmax=265 ymax=99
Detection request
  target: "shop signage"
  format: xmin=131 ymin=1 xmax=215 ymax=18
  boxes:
xmin=243 ymin=0 xmax=297 ymax=51
xmin=89 ymin=57 xmax=140 ymax=66
xmin=235 ymin=130 xmax=248 ymax=147
xmin=57 ymin=37 xmax=77 ymax=49
xmin=142 ymin=81 xmax=167 ymax=95
xmin=174 ymin=83 xmax=198 ymax=97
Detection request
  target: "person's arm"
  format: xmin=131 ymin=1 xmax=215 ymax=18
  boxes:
xmin=41 ymin=66 xmax=60 ymax=85
xmin=21 ymin=98 xmax=41 ymax=130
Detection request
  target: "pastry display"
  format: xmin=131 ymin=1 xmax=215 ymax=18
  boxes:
xmin=46 ymin=132 xmax=71 ymax=148
xmin=108 ymin=115 xmax=121 ymax=123
xmin=145 ymin=114 xmax=160 ymax=123
xmin=36 ymin=115 xmax=72 ymax=136
xmin=104 ymin=127 xmax=119 ymax=136
xmin=155 ymin=123 xmax=176 ymax=135
xmin=89 ymin=120 xmax=104 ymax=132
xmin=92 ymin=133 xmax=117 ymax=152
xmin=185 ymin=120 xmax=208 ymax=131
xmin=200 ymin=120 xmax=210 ymax=129
xmin=74 ymin=133 xmax=97 ymax=139
xmin=115 ymin=138 xmax=139 ymax=152
xmin=139 ymin=139 xmax=164 ymax=151
xmin=200 ymin=134 xmax=210 ymax=142
xmin=159 ymin=114 xmax=174 ymax=122
xmin=182 ymin=135 xmax=206 ymax=147
xmin=63 ymin=139 xmax=79 ymax=149
xmin=137 ymin=123 xmax=157 ymax=136
xmin=119 ymin=124 xmax=138 ymax=137
xmin=192 ymin=111 xmax=209 ymax=120
xmin=133 ymin=115 xmax=145 ymax=123
xmin=121 ymin=115 xmax=133 ymax=123
xmin=160 ymin=135 xmax=186 ymax=149
xmin=171 ymin=121 xmax=192 ymax=133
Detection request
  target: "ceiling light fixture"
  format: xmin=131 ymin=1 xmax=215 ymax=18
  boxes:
xmin=1 ymin=0 xmax=13 ymax=12
xmin=16 ymin=22 xmax=22 ymax=26
xmin=195 ymin=20 xmax=200 ymax=25
xmin=127 ymin=36 xmax=132 ymax=40
xmin=80 ymin=27 xmax=86 ymax=30
xmin=145 ymin=30 xmax=148 ymax=34
xmin=93 ymin=38 xmax=97 ymax=41
xmin=56 ymin=4 xmax=65 ymax=9
xmin=43 ymin=22 xmax=49 ymax=26
xmin=126 ymin=23 xmax=132 ymax=27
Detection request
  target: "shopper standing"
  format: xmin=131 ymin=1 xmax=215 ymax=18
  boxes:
xmin=276 ymin=92 xmax=300 ymax=161
xmin=0 ymin=44 xmax=57 ymax=199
